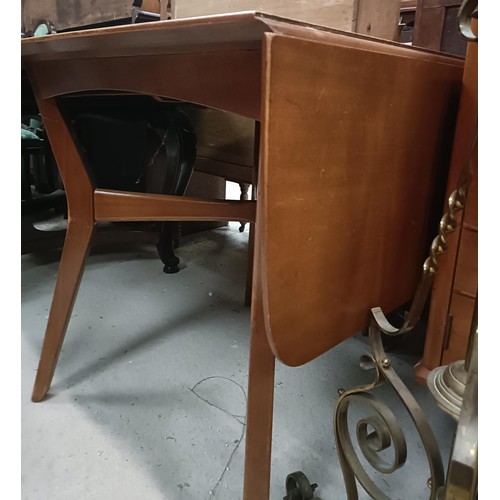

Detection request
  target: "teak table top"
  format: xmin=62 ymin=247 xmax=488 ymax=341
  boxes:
xmin=21 ymin=11 xmax=464 ymax=366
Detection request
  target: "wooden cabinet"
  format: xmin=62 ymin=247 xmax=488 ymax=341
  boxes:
xmin=413 ymin=0 xmax=468 ymax=56
xmin=399 ymin=1 xmax=468 ymax=57
xmin=415 ymin=28 xmax=477 ymax=382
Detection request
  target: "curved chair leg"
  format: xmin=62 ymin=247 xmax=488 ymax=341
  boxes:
xmin=155 ymin=112 xmax=196 ymax=274
xmin=157 ymin=221 xmax=181 ymax=274
xmin=32 ymin=219 xmax=94 ymax=402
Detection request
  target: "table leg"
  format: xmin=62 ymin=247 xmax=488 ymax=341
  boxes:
xmin=30 ymin=96 xmax=96 ymax=402
xmin=238 ymin=182 xmax=250 ymax=232
xmin=243 ymin=286 xmax=276 ymax=499
xmin=32 ymin=218 xmax=94 ymax=402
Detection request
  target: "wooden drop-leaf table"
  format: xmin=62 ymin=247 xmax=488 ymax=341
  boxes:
xmin=21 ymin=12 xmax=463 ymax=499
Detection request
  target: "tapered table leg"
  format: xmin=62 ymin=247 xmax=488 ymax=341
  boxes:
xmin=32 ymin=219 xmax=94 ymax=402
xmin=243 ymin=286 xmax=276 ymax=499
xmin=30 ymin=96 xmax=96 ymax=402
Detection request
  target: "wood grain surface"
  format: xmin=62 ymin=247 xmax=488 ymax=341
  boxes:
xmin=418 ymin=35 xmax=477 ymax=376
xmin=27 ymin=50 xmax=262 ymax=120
xmin=94 ymin=189 xmax=256 ymax=223
xmin=29 ymin=98 xmax=95 ymax=402
xmin=21 ymin=13 xmax=466 ymax=497
xmin=259 ymin=33 xmax=463 ymax=366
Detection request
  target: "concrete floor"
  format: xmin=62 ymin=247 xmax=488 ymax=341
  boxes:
xmin=21 ymin=220 xmax=457 ymax=500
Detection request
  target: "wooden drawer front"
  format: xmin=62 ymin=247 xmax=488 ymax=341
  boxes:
xmin=454 ymin=163 xmax=478 ymax=298
xmin=442 ymin=292 xmax=476 ymax=365
xmin=463 ymin=168 xmax=478 ymax=228
xmin=453 ymin=227 xmax=477 ymax=298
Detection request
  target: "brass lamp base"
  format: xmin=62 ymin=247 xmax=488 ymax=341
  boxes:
xmin=426 ymin=360 xmax=467 ymax=421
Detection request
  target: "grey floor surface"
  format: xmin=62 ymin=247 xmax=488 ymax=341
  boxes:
xmin=21 ymin=222 xmax=457 ymax=500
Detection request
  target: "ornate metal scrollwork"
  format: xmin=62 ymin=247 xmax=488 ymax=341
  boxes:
xmin=334 ymin=140 xmax=477 ymax=498
xmin=333 ymin=130 xmax=477 ymax=498
xmin=334 ymin=134 xmax=477 ymax=499
xmin=332 ymin=6 xmax=478 ymax=497
xmin=334 ymin=324 xmax=445 ymax=499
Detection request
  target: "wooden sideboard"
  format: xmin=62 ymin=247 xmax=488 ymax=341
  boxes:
xmin=415 ymin=22 xmax=477 ymax=382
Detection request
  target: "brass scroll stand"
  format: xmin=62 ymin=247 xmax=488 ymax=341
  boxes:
xmin=332 ymin=2 xmax=478 ymax=498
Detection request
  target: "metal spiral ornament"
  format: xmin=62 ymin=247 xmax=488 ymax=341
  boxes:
xmin=333 ymin=6 xmax=477 ymax=493
xmin=334 ymin=325 xmax=445 ymax=499
xmin=335 ymin=389 xmax=408 ymax=499
xmin=423 ymin=187 xmax=467 ymax=275
xmin=334 ymin=164 xmax=473 ymax=496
